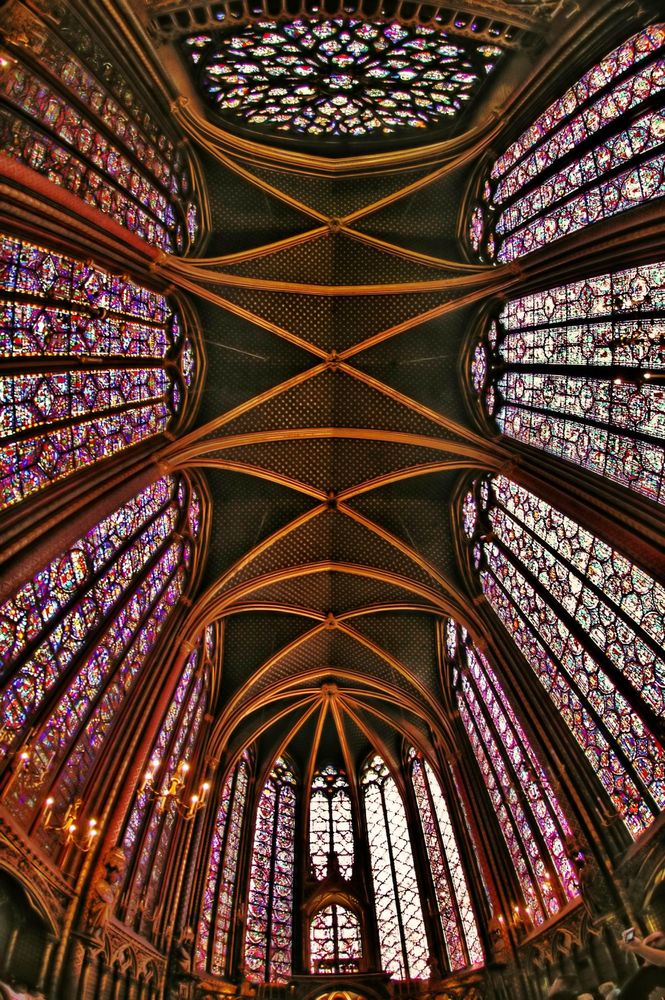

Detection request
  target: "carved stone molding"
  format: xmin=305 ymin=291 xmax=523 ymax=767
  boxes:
xmin=106 ymin=917 xmax=167 ymax=982
xmin=0 ymin=812 xmax=71 ymax=930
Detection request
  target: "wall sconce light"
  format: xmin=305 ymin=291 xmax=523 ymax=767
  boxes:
xmin=141 ymin=759 xmax=210 ymax=820
xmin=41 ymin=797 xmax=99 ymax=852
xmin=0 ymin=730 xmax=54 ymax=792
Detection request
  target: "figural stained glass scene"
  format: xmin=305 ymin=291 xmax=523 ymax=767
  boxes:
xmin=0 ymin=2 xmax=664 ymax=998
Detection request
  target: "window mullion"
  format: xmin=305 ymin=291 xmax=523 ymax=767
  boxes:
xmin=495 ymin=496 xmax=664 ymax=660
xmin=483 ymin=562 xmax=661 ymax=815
xmin=495 ymin=47 xmax=663 ymax=182
xmin=5 ymin=528 xmax=182 ymax=771
xmin=421 ymin=764 xmax=469 ymax=966
xmin=0 ymin=98 xmax=170 ymax=233
xmin=380 ymin=782 xmax=410 ymax=980
xmin=490 ymin=533 xmax=665 ymax=744
xmin=25 ymin=555 xmax=183 ymax=837
xmin=265 ymin=782 xmax=281 ymax=981
xmin=122 ymin=659 xmax=202 ymax=910
xmin=459 ymin=682 xmax=550 ymax=918
xmin=1 ymin=492 xmax=175 ymax=691
xmin=496 ymin=396 xmax=665 ymax=451
xmin=498 ymin=78 xmax=663 ymax=209
xmin=208 ymin=764 xmax=240 ymax=972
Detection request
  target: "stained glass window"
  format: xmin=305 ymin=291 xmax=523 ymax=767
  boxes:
xmin=197 ymin=751 xmax=251 ymax=975
xmin=471 ymin=262 xmax=665 ymax=505
xmin=0 ymin=9 xmax=198 ymax=251
xmin=120 ymin=626 xmax=214 ymax=931
xmin=309 ymin=765 xmax=354 ymax=881
xmin=469 ymin=26 xmax=665 ymax=261
xmin=462 ymin=475 xmax=665 ymax=839
xmin=0 ymin=473 xmax=201 ymax=853
xmin=408 ymin=748 xmax=483 ymax=969
xmin=245 ymin=757 xmax=296 ymax=984
xmin=183 ymin=22 xmax=502 ymax=138
xmin=360 ymin=755 xmax=429 ymax=980
xmin=0 ymin=234 xmax=195 ymax=511
xmin=310 ymin=904 xmax=362 ymax=974
xmin=445 ymin=624 xmax=578 ymax=925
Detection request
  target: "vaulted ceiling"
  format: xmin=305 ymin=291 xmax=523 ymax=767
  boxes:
xmin=145 ymin=0 xmax=582 ymax=785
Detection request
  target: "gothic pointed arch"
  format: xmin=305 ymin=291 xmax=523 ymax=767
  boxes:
xmin=455 ymin=472 xmax=665 ymax=839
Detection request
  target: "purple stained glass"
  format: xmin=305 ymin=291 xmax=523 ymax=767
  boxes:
xmin=0 ymin=235 xmax=193 ymax=511
xmin=409 ymin=749 xmax=483 ymax=970
xmin=497 ymin=153 xmax=665 ymax=263
xmin=310 ymin=904 xmax=362 ymax=974
xmin=492 ymin=26 xmax=665 ymax=181
xmin=188 ymin=485 xmax=202 ymax=537
xmin=485 ymin=262 xmax=665 ymax=504
xmin=470 ymin=344 xmax=487 ymax=394
xmin=462 ymin=490 xmax=478 ymax=538
xmin=121 ymin=644 xmax=201 ymax=866
xmin=468 ymin=205 xmax=485 ymax=254
xmin=457 ymin=690 xmax=546 ymax=921
xmin=1 ymin=475 xmax=198 ymax=848
xmin=460 ymin=643 xmax=577 ymax=914
xmin=463 ymin=478 xmax=665 ymax=838
xmin=134 ymin=678 xmax=208 ymax=927
xmin=245 ymin=758 xmax=296 ymax=984
xmin=475 ymin=27 xmax=665 ymax=262
xmin=490 ymin=476 xmax=665 ymax=716
xmin=361 ymin=755 xmax=429 ymax=980
xmin=183 ymin=21 xmax=502 ymax=138
xmin=198 ymin=754 xmax=250 ymax=975
xmin=0 ymin=12 xmax=198 ymax=250
xmin=309 ymin=765 xmax=354 ymax=881
xmin=0 ymin=477 xmax=178 ymax=741
xmin=445 ymin=617 xmax=458 ymax=660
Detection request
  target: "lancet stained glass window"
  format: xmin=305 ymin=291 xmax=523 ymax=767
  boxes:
xmin=0 ymin=6 xmax=198 ymax=251
xmin=462 ymin=474 xmax=665 ymax=838
xmin=310 ymin=765 xmax=354 ymax=881
xmin=121 ymin=626 xmax=214 ymax=930
xmin=0 ymin=473 xmax=200 ymax=853
xmin=468 ymin=26 xmax=665 ymax=262
xmin=245 ymin=757 xmax=296 ymax=983
xmin=197 ymin=751 xmax=251 ymax=976
xmin=360 ymin=755 xmax=429 ymax=980
xmin=310 ymin=904 xmax=362 ymax=974
xmin=444 ymin=624 xmax=578 ymax=925
xmin=183 ymin=21 xmax=502 ymax=138
xmin=0 ymin=235 xmax=196 ymax=511
xmin=471 ymin=262 xmax=665 ymax=505
xmin=408 ymin=748 xmax=483 ymax=969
